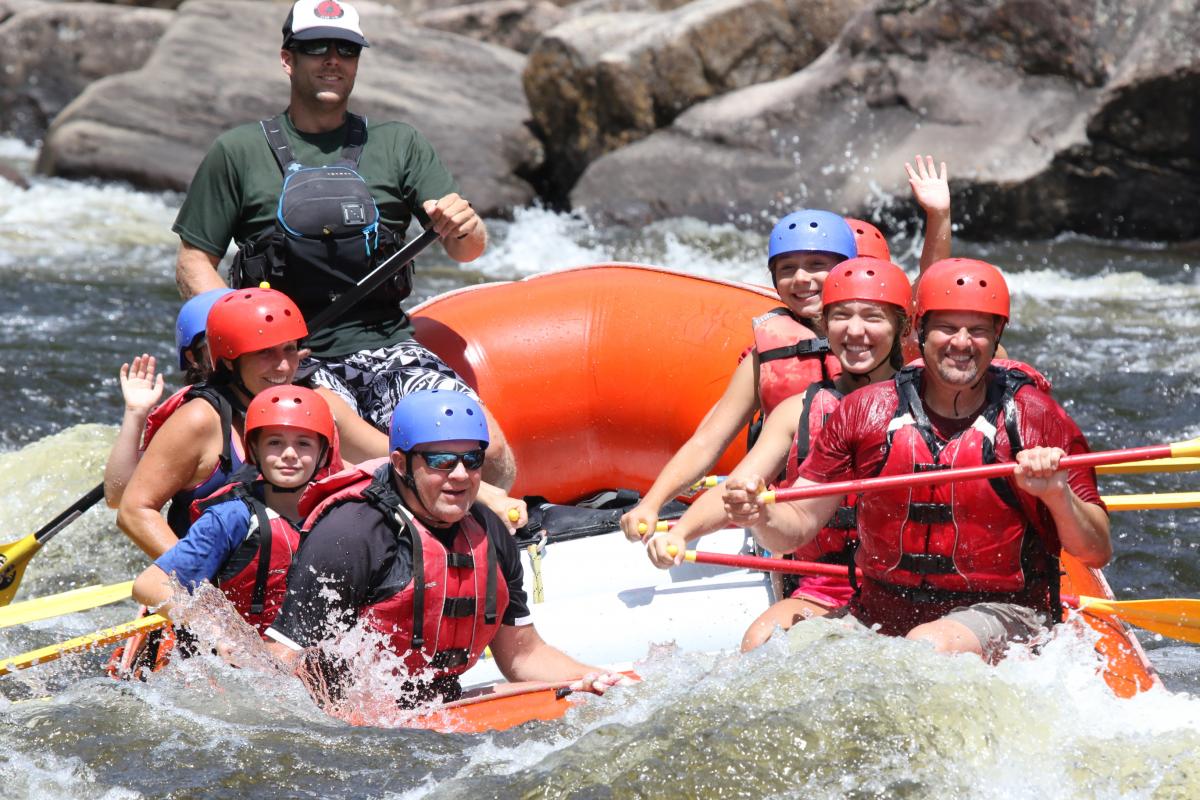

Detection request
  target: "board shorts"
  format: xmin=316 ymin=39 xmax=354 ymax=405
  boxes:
xmin=941 ymin=602 xmax=1052 ymax=663
xmin=304 ymin=341 xmax=479 ymax=432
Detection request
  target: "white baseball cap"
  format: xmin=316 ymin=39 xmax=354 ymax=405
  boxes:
xmin=282 ymin=0 xmax=369 ymax=48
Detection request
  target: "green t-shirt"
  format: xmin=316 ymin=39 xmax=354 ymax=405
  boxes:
xmin=173 ymin=113 xmax=459 ymax=357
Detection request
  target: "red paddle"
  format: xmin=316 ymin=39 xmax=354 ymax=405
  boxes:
xmin=761 ymin=438 xmax=1200 ymax=504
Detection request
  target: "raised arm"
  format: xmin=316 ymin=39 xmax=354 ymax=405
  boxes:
xmin=117 ymin=400 xmax=226 ymax=558
xmin=905 ymin=155 xmax=952 ymax=275
xmin=104 ymin=355 xmax=164 ymax=508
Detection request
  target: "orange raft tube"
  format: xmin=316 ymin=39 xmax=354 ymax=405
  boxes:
xmin=411 ymin=263 xmax=1158 ymax=704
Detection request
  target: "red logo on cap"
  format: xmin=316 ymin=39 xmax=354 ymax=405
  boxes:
xmin=315 ymin=0 xmax=344 ymax=19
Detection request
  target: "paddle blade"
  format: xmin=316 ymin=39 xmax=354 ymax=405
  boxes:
xmin=1102 ymin=492 xmax=1200 ymax=512
xmin=0 ymin=580 xmax=135 ymax=629
xmin=0 ymin=534 xmax=42 ymax=606
xmin=0 ymin=614 xmax=168 ymax=676
xmin=1078 ymin=596 xmax=1200 ymax=645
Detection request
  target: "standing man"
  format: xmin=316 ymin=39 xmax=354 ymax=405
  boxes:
xmin=171 ymin=0 xmax=515 ymax=490
xmin=723 ymin=259 xmax=1111 ymax=661
xmin=264 ymin=390 xmax=625 ymax=707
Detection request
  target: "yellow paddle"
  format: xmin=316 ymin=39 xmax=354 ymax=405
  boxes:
xmin=0 ymin=581 xmax=135 ymax=629
xmin=1069 ymin=595 xmax=1200 ymax=644
xmin=0 ymin=614 xmax=168 ymax=676
xmin=1102 ymin=492 xmax=1200 ymax=511
xmin=0 ymin=483 xmax=105 ymax=606
xmin=1097 ymin=456 xmax=1200 ymax=475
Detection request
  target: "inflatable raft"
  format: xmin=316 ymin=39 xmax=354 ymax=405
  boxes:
xmin=410 ymin=264 xmax=1160 ymax=713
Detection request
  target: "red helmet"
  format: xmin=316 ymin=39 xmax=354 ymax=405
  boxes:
xmin=206 ymin=288 xmax=308 ymax=363
xmin=844 ymin=218 xmax=891 ymax=261
xmin=822 ymin=257 xmax=911 ymax=312
xmin=244 ymin=384 xmax=336 ymax=452
xmin=914 ymin=258 xmax=1009 ymax=324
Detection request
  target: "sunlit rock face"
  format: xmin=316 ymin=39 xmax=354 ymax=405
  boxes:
xmin=570 ymin=0 xmax=1200 ymax=241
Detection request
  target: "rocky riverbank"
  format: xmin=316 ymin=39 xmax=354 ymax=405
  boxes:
xmin=3 ymin=0 xmax=1197 ymax=238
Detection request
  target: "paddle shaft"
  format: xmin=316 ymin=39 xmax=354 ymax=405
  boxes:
xmin=681 ymin=549 xmax=857 ymax=580
xmin=766 ymin=442 xmax=1186 ymax=503
xmin=306 ymin=226 xmax=439 ymax=332
xmin=32 ymin=482 xmax=104 ymax=547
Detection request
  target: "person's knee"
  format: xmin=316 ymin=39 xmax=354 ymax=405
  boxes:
xmin=740 ymin=620 xmax=776 ymax=653
xmin=906 ymin=620 xmax=983 ymax=657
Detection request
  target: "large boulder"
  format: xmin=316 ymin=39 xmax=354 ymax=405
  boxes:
xmin=414 ymin=1 xmax=566 ymax=53
xmin=571 ymin=0 xmax=1200 ymax=241
xmin=0 ymin=3 xmax=171 ymax=142
xmin=37 ymin=0 xmax=542 ymax=217
xmin=524 ymin=0 xmax=868 ymax=200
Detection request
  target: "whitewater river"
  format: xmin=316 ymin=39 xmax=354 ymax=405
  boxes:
xmin=2 ymin=137 xmax=1200 ymax=798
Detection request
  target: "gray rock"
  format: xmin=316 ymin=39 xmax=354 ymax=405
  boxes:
xmin=414 ymin=1 xmax=566 ymax=53
xmin=524 ymin=0 xmax=869 ymax=198
xmin=572 ymin=0 xmax=1200 ymax=240
xmin=37 ymin=0 xmax=541 ymax=217
xmin=0 ymin=3 xmax=171 ymax=142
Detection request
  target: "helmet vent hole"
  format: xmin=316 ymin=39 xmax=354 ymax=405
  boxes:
xmin=265 ymin=314 xmax=275 ymax=322
xmin=979 ymin=279 xmax=988 ymax=287
xmin=466 ymin=409 xmax=475 ymax=416
xmin=866 ymin=270 xmax=875 ymax=276
xmin=444 ymin=409 xmax=454 ymax=416
xmin=956 ymin=278 xmax=966 ymax=286
xmin=788 ymin=223 xmax=797 ymax=230
xmin=808 ymin=222 xmax=818 ymax=228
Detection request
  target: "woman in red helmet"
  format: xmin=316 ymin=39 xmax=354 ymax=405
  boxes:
xmin=724 ymin=259 xmax=1110 ymax=660
xmin=118 ymin=288 xmax=370 ymax=559
xmin=646 ymin=258 xmax=913 ymax=649
xmin=133 ymin=385 xmax=341 ymax=634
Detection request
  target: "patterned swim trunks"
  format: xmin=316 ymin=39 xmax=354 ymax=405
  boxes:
xmin=303 ymin=341 xmax=478 ymax=431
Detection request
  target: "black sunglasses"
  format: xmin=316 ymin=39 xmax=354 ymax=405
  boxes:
xmin=293 ymin=39 xmax=362 ymax=58
xmin=418 ymin=449 xmax=486 ymax=472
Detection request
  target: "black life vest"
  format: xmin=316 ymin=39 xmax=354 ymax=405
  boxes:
xmin=229 ymin=113 xmax=410 ymax=321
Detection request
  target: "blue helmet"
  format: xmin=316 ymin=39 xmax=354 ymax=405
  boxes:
xmin=389 ymin=389 xmax=490 ymax=452
xmin=175 ymin=288 xmax=234 ymax=370
xmin=767 ymin=210 xmax=857 ymax=262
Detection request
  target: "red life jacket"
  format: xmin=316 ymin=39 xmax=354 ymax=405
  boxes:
xmin=300 ymin=461 xmax=508 ymax=683
xmin=782 ymin=382 xmax=857 ymax=565
xmin=751 ymin=307 xmax=841 ymax=417
xmin=193 ymin=479 xmax=301 ymax=634
xmin=854 ymin=364 xmax=1061 ymax=619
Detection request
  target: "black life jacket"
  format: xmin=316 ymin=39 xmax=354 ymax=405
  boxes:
xmin=229 ymin=113 xmax=410 ymax=321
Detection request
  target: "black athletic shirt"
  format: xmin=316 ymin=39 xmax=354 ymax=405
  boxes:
xmin=266 ymin=486 xmax=530 ymax=650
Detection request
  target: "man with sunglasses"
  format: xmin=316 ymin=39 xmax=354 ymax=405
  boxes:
xmin=264 ymin=390 xmax=625 ymax=707
xmin=171 ymin=0 xmax=517 ymax=493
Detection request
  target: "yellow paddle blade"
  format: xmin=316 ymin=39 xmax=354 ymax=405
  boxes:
xmin=0 ymin=614 xmax=168 ymax=676
xmin=0 ymin=581 xmax=135 ymax=629
xmin=1102 ymin=492 xmax=1200 ymax=512
xmin=0 ymin=534 xmax=43 ymax=607
xmin=1097 ymin=456 xmax=1200 ymax=475
xmin=1077 ymin=596 xmax=1200 ymax=645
